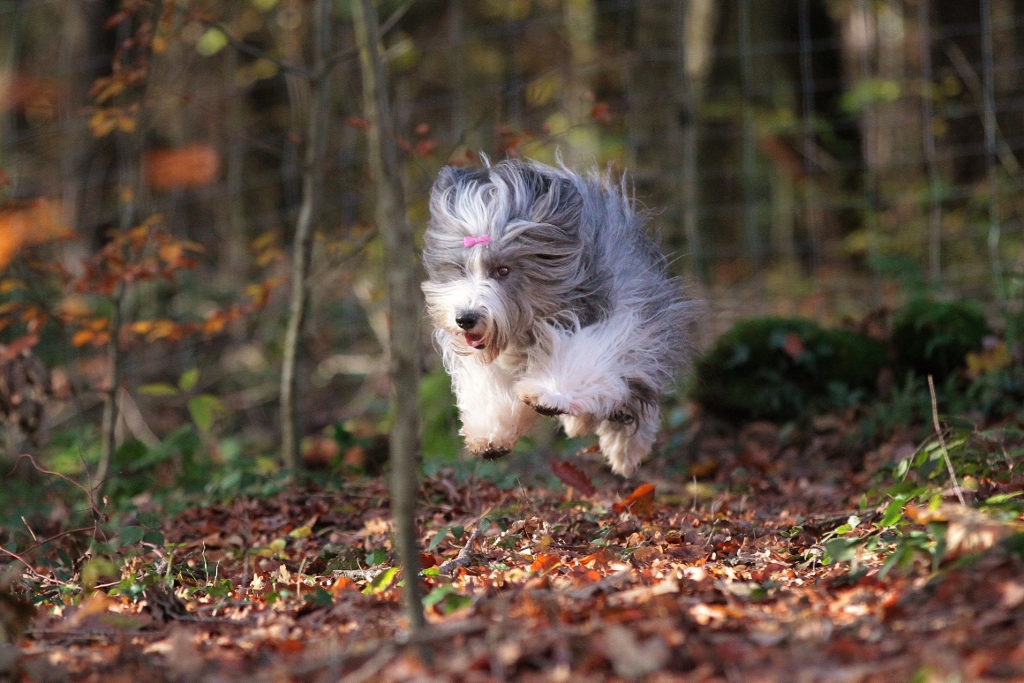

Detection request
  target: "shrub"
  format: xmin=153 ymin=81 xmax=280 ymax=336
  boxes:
xmin=691 ymin=317 xmax=885 ymax=421
xmin=891 ymin=298 xmax=989 ymax=381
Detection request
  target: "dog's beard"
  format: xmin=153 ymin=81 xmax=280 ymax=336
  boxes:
xmin=422 ymin=277 xmax=529 ymax=363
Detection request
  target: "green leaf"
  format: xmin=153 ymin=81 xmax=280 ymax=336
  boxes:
xmin=142 ymin=530 xmax=165 ymax=546
xmin=879 ymin=499 xmax=906 ymax=527
xmin=81 ymin=557 xmax=117 ymax=587
xmin=139 ymin=383 xmax=179 ymax=397
xmin=823 ymin=538 xmax=858 ymax=563
xmin=363 ymin=567 xmax=399 ymax=594
xmin=878 ymin=544 xmax=910 ymax=579
xmin=422 ymin=584 xmax=472 ymax=614
xmin=366 ymin=548 xmax=387 ymax=566
xmin=179 ymin=368 xmax=199 ymax=392
xmin=428 ymin=527 xmax=449 ymax=551
xmin=894 ymin=457 xmax=911 ymax=480
xmin=985 ymin=491 xmax=1024 ymax=505
xmin=196 ymin=28 xmax=227 ymax=57
xmin=305 ymin=587 xmax=333 ymax=607
xmin=1002 ymin=532 xmax=1024 ymax=559
xmin=188 ymin=394 xmax=225 ymax=432
xmin=81 ymin=557 xmax=116 ymax=585
xmin=119 ymin=526 xmax=146 ymax=546
xmin=422 ymin=584 xmax=457 ymax=606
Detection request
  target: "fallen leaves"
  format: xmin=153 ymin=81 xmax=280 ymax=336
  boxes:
xmin=11 ymin=442 xmax=1024 ymax=682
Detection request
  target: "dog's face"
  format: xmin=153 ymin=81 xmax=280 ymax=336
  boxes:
xmin=422 ymin=161 xmax=585 ymax=362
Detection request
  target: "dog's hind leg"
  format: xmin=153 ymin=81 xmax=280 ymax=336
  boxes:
xmin=452 ymin=356 xmax=537 ymax=460
xmin=595 ymin=407 xmax=659 ymax=476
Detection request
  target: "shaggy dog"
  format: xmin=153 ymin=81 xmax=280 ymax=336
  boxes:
xmin=421 ymin=159 xmax=692 ymax=476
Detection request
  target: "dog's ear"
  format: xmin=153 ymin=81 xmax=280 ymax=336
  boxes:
xmin=433 ymin=166 xmax=469 ymax=195
xmin=529 ymin=174 xmax=582 ymax=229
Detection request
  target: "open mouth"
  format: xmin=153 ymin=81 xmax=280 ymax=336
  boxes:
xmin=464 ymin=332 xmax=485 ymax=349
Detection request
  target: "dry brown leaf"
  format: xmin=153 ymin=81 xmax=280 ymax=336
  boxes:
xmin=551 ymin=460 xmax=596 ymax=496
xmin=612 ymin=483 xmax=655 ymax=516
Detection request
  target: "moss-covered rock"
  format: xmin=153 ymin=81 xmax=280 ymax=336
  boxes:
xmin=891 ymin=298 xmax=989 ymax=380
xmin=691 ymin=317 xmax=886 ymax=421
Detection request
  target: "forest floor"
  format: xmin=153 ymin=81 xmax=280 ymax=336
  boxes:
xmin=6 ymin=411 xmax=1024 ymax=683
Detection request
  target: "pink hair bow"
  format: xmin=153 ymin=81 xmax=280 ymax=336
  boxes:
xmin=462 ymin=235 xmax=491 ymax=248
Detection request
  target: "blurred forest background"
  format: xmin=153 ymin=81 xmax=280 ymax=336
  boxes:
xmin=1 ymin=0 xmax=1024 ymax=510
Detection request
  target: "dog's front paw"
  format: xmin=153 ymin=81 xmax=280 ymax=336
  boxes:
xmin=515 ymin=382 xmax=581 ymax=417
xmin=464 ymin=437 xmax=512 ymax=460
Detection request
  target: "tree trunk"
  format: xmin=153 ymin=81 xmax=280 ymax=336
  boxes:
xmin=351 ymin=0 xmax=426 ymax=640
xmin=279 ymin=0 xmax=331 ymax=474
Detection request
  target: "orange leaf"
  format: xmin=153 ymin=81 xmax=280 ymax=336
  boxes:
xmin=551 ymin=460 xmax=596 ymax=496
xmin=345 ymin=116 xmax=367 ymax=131
xmin=612 ymin=483 xmax=655 ymax=516
xmin=0 ymin=199 xmax=70 ymax=270
xmin=781 ymin=332 xmax=805 ymax=359
xmin=143 ymin=144 xmax=221 ymax=191
xmin=580 ymin=548 xmax=613 ymax=568
xmin=590 ymin=101 xmax=612 ymax=124
xmin=330 ymin=576 xmax=357 ymax=594
xmin=72 ymin=329 xmax=95 ymax=347
xmin=414 ymin=139 xmax=436 ymax=158
xmin=530 ymin=553 xmax=561 ymax=573
xmin=274 ymin=639 xmax=306 ymax=654
xmin=0 ymin=333 xmax=39 ymax=361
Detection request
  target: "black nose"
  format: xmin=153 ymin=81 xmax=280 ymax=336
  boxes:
xmin=455 ymin=312 xmax=478 ymax=330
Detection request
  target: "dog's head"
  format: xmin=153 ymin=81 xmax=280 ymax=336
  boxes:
xmin=421 ymin=159 xmax=586 ymax=362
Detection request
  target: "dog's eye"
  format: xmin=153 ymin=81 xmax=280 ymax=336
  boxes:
xmin=494 ymin=266 xmax=510 ymax=278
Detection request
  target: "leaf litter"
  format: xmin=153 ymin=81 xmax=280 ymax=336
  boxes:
xmin=7 ymin=419 xmax=1024 ymax=682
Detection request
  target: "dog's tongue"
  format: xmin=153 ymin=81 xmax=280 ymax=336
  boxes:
xmin=464 ymin=332 xmax=484 ymax=349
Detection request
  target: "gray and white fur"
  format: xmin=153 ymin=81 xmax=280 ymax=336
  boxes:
xmin=421 ymin=158 xmax=693 ymax=476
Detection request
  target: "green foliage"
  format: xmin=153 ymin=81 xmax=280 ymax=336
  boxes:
xmin=891 ymin=298 xmax=989 ymax=380
xmin=691 ymin=317 xmax=885 ymax=420
xmin=423 ymin=584 xmax=472 ymax=614
xmin=419 ymin=369 xmax=460 ymax=461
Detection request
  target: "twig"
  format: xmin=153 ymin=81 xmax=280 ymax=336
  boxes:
xmin=10 ymin=453 xmax=103 ymax=523
xmin=943 ymin=42 xmax=1020 ymax=174
xmin=438 ymin=529 xmax=481 ymax=576
xmin=194 ymin=17 xmax=315 ymax=79
xmin=0 ymin=546 xmax=78 ymax=589
xmin=325 ymin=0 xmax=419 ymax=71
xmin=928 ymin=375 xmax=967 ymax=506
xmin=21 ymin=517 xmax=37 ymax=542
xmin=192 ymin=1 xmax=419 ymax=81
xmin=23 ymin=526 xmax=102 ymax=554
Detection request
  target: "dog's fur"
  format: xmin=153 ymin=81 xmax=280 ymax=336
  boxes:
xmin=421 ymin=158 xmax=693 ymax=476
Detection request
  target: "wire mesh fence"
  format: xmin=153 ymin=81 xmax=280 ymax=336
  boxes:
xmin=2 ymin=0 xmax=1024 ymax=339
